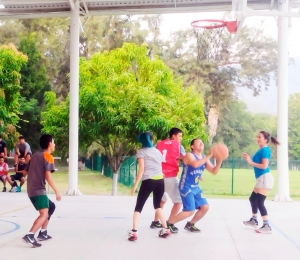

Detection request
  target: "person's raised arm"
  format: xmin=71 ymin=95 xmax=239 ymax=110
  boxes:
xmin=205 ymin=159 xmax=223 ymax=175
xmin=242 ymin=153 xmax=269 ymax=170
xmin=183 ymin=151 xmax=213 ymax=169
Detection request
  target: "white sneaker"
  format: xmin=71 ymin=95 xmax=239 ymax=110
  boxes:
xmin=10 ymin=186 xmax=17 ymax=193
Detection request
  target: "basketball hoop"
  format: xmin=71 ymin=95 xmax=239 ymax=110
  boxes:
xmin=191 ymin=19 xmax=237 ymax=63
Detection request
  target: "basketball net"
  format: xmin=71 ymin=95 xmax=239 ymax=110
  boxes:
xmin=191 ymin=20 xmax=237 ymax=64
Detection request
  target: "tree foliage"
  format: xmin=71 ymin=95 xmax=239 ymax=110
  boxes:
xmin=157 ymin=23 xmax=278 ymax=146
xmin=0 ymin=15 xmax=281 ymax=162
xmin=42 ymin=43 xmax=206 ymax=194
xmin=0 ymin=43 xmax=27 ymax=148
xmin=18 ymin=33 xmax=51 ymax=151
xmin=214 ymin=100 xmax=277 ymax=158
xmin=288 ymin=93 xmax=300 ymax=159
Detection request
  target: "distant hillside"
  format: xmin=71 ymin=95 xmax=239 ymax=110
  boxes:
xmin=237 ymin=57 xmax=300 ymax=115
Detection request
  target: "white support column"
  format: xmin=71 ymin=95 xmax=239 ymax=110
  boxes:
xmin=274 ymin=0 xmax=292 ymax=202
xmin=66 ymin=0 xmax=81 ymax=195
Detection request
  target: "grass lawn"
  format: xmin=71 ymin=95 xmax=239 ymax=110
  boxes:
xmin=17 ymin=168 xmax=300 ymax=200
xmin=19 ymin=170 xmax=131 ymax=196
xmin=200 ymin=168 xmax=300 ymax=199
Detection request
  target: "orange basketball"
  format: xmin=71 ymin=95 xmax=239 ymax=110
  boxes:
xmin=211 ymin=143 xmax=228 ymax=160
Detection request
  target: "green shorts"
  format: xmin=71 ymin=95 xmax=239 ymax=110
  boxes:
xmin=29 ymin=195 xmax=49 ymax=210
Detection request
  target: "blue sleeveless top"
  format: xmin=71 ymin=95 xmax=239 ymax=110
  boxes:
xmin=179 ymin=152 xmax=206 ymax=190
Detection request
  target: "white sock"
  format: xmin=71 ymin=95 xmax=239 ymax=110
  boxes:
xmin=28 ymin=232 xmax=34 ymax=235
xmin=41 ymin=229 xmax=47 ymax=232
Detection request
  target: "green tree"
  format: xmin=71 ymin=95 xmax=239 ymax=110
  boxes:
xmin=288 ymin=93 xmax=300 ymax=159
xmin=214 ymin=100 xmax=277 ymax=158
xmin=18 ymin=33 xmax=51 ymax=151
xmin=159 ymin=25 xmax=277 ymax=144
xmin=0 ymin=43 xmax=28 ymax=149
xmin=42 ymin=43 xmax=207 ymax=195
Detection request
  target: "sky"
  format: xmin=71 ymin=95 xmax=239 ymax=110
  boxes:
xmin=159 ymin=12 xmax=300 ymax=115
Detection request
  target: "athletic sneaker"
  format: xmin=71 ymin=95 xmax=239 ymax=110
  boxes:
xmin=128 ymin=230 xmax=138 ymax=241
xmin=37 ymin=230 xmax=52 ymax=241
xmin=2 ymin=187 xmax=6 ymax=192
xmin=158 ymin=228 xmax=171 ymax=238
xmin=10 ymin=186 xmax=17 ymax=193
xmin=22 ymin=234 xmax=42 ymax=248
xmin=255 ymin=224 xmax=272 ymax=234
xmin=243 ymin=218 xmax=258 ymax=228
xmin=167 ymin=222 xmax=178 ymax=233
xmin=150 ymin=221 xmax=163 ymax=228
xmin=16 ymin=186 xmax=21 ymax=192
xmin=184 ymin=221 xmax=201 ymax=232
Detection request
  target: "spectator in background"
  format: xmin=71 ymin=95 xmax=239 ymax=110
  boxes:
xmin=7 ymin=156 xmax=27 ymax=192
xmin=0 ymin=155 xmax=8 ymax=192
xmin=15 ymin=136 xmax=32 ymax=164
xmin=0 ymin=135 xmax=7 ymax=158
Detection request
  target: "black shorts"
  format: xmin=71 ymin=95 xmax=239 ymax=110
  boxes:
xmin=10 ymin=173 xmax=24 ymax=181
xmin=17 ymin=152 xmax=32 ymax=157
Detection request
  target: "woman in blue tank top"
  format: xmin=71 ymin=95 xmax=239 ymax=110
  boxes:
xmin=242 ymin=131 xmax=280 ymax=234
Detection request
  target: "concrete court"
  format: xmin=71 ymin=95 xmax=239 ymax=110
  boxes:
xmin=1 ymin=193 xmax=300 ymax=260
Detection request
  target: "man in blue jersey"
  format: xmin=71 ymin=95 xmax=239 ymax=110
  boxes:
xmin=167 ymin=138 xmax=223 ymax=232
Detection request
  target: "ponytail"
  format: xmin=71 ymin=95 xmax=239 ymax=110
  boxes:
xmin=270 ymin=136 xmax=280 ymax=146
xmin=260 ymin=131 xmax=280 ymax=146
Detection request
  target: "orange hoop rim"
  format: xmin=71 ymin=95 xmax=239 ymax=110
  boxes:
xmin=191 ymin=19 xmax=226 ymax=29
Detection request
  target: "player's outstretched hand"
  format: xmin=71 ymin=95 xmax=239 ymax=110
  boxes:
xmin=242 ymin=153 xmax=251 ymax=163
xmin=56 ymin=191 xmax=61 ymax=201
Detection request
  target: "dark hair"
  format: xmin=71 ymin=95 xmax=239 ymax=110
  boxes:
xmin=169 ymin=128 xmax=183 ymax=138
xmin=259 ymin=131 xmax=280 ymax=146
xmin=19 ymin=155 xmax=25 ymax=159
xmin=138 ymin=132 xmax=153 ymax=148
xmin=0 ymin=156 xmax=3 ymax=159
xmin=0 ymin=135 xmax=2 ymax=139
xmin=19 ymin=136 xmax=25 ymax=140
xmin=40 ymin=134 xmax=53 ymax=149
xmin=190 ymin=138 xmax=200 ymax=151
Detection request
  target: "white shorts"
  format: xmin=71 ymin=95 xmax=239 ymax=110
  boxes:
xmin=255 ymin=173 xmax=274 ymax=190
xmin=162 ymin=177 xmax=182 ymax=203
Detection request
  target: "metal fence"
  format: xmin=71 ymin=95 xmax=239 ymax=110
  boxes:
xmin=85 ymin=155 xmax=137 ymax=187
xmin=85 ymin=155 xmax=300 ymax=190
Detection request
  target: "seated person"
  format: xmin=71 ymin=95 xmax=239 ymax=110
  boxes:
xmin=14 ymin=136 xmax=32 ymax=164
xmin=0 ymin=135 xmax=7 ymax=158
xmin=7 ymin=156 xmax=27 ymax=192
xmin=0 ymin=155 xmax=8 ymax=192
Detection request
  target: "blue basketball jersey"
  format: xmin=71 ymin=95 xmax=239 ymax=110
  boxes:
xmin=179 ymin=152 xmax=206 ymax=190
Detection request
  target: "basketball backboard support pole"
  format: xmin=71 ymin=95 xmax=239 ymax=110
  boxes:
xmin=274 ymin=0 xmax=293 ymax=202
xmin=66 ymin=0 xmax=82 ymax=196
xmin=231 ymin=0 xmax=299 ymax=202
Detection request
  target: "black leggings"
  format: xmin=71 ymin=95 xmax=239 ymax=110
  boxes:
xmin=134 ymin=179 xmax=164 ymax=213
xmin=48 ymin=200 xmax=56 ymax=220
xmin=249 ymin=192 xmax=268 ymax=217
